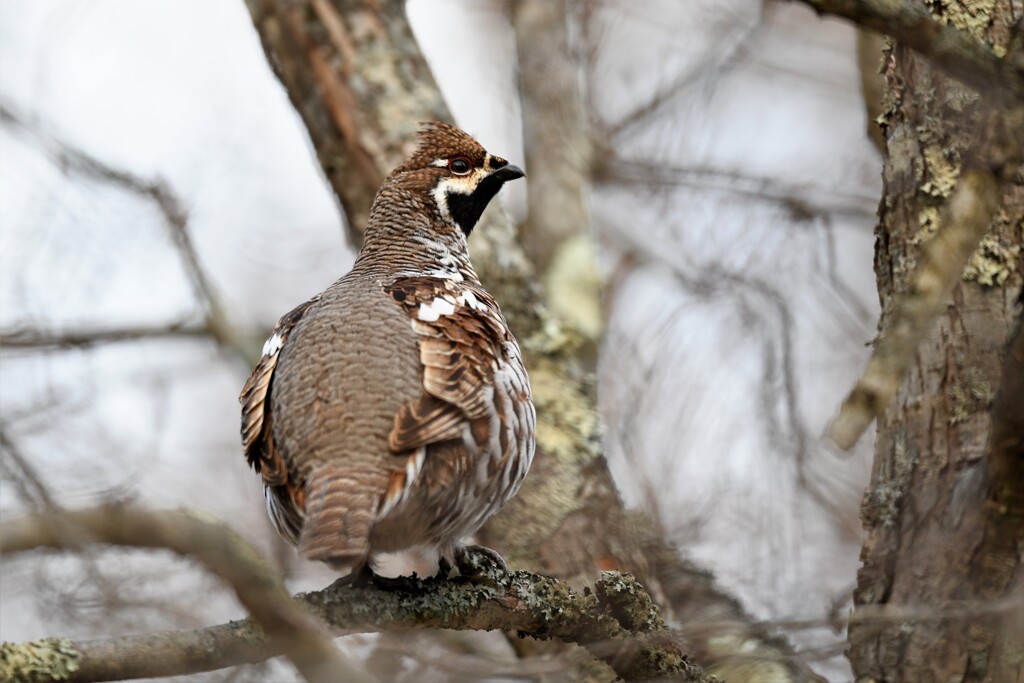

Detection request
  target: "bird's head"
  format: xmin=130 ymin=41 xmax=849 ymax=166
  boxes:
xmin=391 ymin=122 xmax=525 ymax=236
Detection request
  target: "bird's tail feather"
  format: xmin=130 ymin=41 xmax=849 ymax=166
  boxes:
xmin=298 ymin=463 xmax=385 ymax=569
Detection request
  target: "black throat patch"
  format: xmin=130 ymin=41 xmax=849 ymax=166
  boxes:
xmin=447 ymin=174 xmax=507 ymax=237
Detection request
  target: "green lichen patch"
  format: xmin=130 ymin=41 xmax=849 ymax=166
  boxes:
xmin=634 ymin=638 xmax=711 ymax=682
xmin=948 ymin=367 xmax=994 ymax=425
xmin=705 ymin=635 xmax=792 ymax=683
xmin=0 ymin=638 xmax=80 ymax=683
xmin=919 ymin=145 xmax=959 ymax=199
xmin=594 ymin=572 xmax=664 ymax=633
xmin=962 ymin=234 xmax=1020 ymax=287
xmin=912 ymin=205 xmax=942 ymax=245
xmin=863 ymin=433 xmax=919 ymax=529
xmin=946 ymin=0 xmax=996 ymax=37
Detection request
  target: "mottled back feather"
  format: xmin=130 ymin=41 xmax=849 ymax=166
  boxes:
xmin=239 ymin=122 xmax=534 ymax=571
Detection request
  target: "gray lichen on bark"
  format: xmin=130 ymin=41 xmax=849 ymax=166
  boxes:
xmin=0 ymin=639 xmax=80 ymax=683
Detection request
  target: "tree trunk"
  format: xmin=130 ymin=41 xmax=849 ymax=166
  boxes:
xmin=848 ymin=3 xmax=1024 ymax=681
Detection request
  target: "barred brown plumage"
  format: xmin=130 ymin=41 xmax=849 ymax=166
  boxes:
xmin=239 ymin=122 xmax=534 ymax=577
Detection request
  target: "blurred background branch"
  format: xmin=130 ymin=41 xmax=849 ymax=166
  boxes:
xmin=793 ymin=0 xmax=1024 ymax=103
xmin=0 ymin=505 xmax=367 ymax=683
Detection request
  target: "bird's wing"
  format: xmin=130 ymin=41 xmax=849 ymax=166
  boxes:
xmin=381 ymin=276 xmax=533 ymax=520
xmin=240 ymin=295 xmax=320 ymax=486
xmin=384 ymin=277 xmax=518 ymax=454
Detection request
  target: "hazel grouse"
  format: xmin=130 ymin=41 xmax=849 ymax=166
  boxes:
xmin=240 ymin=122 xmax=535 ymax=577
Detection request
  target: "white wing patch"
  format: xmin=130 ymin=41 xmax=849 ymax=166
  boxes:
xmin=417 ymin=296 xmax=457 ymax=322
xmin=261 ymin=332 xmax=284 ymax=356
xmin=459 ymin=289 xmax=488 ymax=312
xmin=416 ymin=291 xmax=490 ymax=322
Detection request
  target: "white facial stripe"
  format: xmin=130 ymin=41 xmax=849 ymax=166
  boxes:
xmin=431 ymin=183 xmax=450 ymax=221
xmin=431 ymin=173 xmax=482 ymax=226
xmin=431 ymin=158 xmax=448 ymax=167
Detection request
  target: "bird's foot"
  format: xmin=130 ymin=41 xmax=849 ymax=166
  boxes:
xmin=329 ymin=564 xmax=423 ymax=592
xmin=451 ymin=544 xmax=507 ymax=581
xmin=370 ymin=571 xmax=424 ymax=592
xmin=330 ymin=563 xmax=375 ymax=589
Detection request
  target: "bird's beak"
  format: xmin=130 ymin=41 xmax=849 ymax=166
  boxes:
xmin=488 ymin=163 xmax=525 ymax=182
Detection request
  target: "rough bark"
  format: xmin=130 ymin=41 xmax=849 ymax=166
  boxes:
xmin=847 ymin=2 xmax=1024 ymax=680
xmin=244 ymin=1 xmax=819 ymax=680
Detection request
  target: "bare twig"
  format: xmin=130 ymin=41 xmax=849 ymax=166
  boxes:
xmin=597 ymin=158 xmax=879 ymax=220
xmin=0 ymin=506 xmax=707 ymax=682
xmin=0 ymin=102 xmax=260 ymax=368
xmin=0 ymin=322 xmax=211 ymax=351
xmin=0 ymin=505 xmax=372 ymax=683
xmin=0 ymin=428 xmax=57 ymax=509
xmin=830 ymin=168 xmax=1001 ymax=448
xmin=792 ymin=0 xmax=1024 ymax=103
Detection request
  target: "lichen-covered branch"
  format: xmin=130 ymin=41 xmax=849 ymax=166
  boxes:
xmin=830 ymin=168 xmax=1002 ymax=449
xmin=0 ymin=507 xmax=708 ymax=682
xmin=0 ymin=506 xmax=369 ymax=683
xmin=792 ymin=0 xmax=1024 ymax=103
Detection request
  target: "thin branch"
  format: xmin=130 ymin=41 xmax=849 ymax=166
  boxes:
xmin=0 ymin=506 xmax=708 ymax=683
xmin=0 ymin=428 xmax=58 ymax=510
xmin=0 ymin=322 xmax=212 ymax=351
xmin=791 ymin=0 xmax=1024 ymax=103
xmin=597 ymin=157 xmax=879 ymax=220
xmin=830 ymin=168 xmax=1002 ymax=448
xmin=0 ymin=505 xmax=371 ymax=683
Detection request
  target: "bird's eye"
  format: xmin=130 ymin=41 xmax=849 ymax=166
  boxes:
xmin=448 ymin=156 xmax=472 ymax=175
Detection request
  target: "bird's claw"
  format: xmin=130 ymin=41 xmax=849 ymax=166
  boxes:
xmin=453 ymin=544 xmax=507 ymax=580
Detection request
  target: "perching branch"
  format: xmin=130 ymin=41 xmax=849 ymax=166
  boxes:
xmin=0 ymin=505 xmax=371 ymax=683
xmin=830 ymin=168 xmax=1001 ymax=448
xmin=792 ymin=0 xmax=1024 ymax=103
xmin=0 ymin=506 xmax=708 ymax=683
